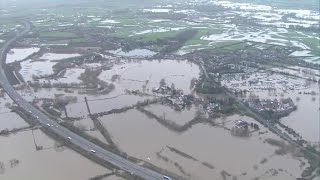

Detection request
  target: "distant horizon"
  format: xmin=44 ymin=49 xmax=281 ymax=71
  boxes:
xmin=1 ymin=0 xmax=319 ymax=10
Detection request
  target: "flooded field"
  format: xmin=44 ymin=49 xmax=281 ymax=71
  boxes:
xmin=0 ymin=95 xmax=119 ymax=179
xmin=39 ymin=53 xmax=81 ymax=61
xmin=99 ymin=110 xmax=307 ymax=180
xmin=20 ymin=59 xmax=56 ymax=81
xmin=134 ymin=27 xmax=185 ymax=35
xmin=66 ymin=93 xmax=150 ymax=117
xmin=0 ymin=113 xmax=29 ymax=130
xmin=98 ymin=59 xmax=200 ymax=94
xmin=6 ymin=50 xmax=316 ymax=179
xmin=108 ymin=49 xmax=156 ymax=57
xmin=1 ymin=0 xmax=319 ymax=179
xmin=144 ymin=104 xmax=198 ymax=125
xmin=281 ymin=93 xmax=320 ymax=142
xmin=73 ymin=117 xmax=110 ymax=144
xmin=19 ymin=53 xmax=82 ymax=81
xmin=39 ymin=68 xmax=85 ymax=84
xmin=6 ymin=48 xmax=40 ymax=64
xmin=0 ymin=125 xmax=109 ymax=180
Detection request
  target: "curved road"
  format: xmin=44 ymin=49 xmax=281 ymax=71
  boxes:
xmin=0 ymin=21 xmax=169 ymax=180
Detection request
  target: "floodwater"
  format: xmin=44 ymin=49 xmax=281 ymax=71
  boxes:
xmin=290 ymin=50 xmax=313 ymax=57
xmin=6 ymin=48 xmax=40 ymax=64
xmin=0 ymin=97 xmax=111 ymax=180
xmin=8 ymin=44 xmax=313 ymax=179
xmin=281 ymin=92 xmax=320 ymax=142
xmin=20 ymin=59 xmax=56 ymax=81
xmin=98 ymin=59 xmax=200 ymax=94
xmin=304 ymin=56 xmax=320 ymax=64
xmin=39 ymin=68 xmax=85 ymax=84
xmin=0 ymin=113 xmax=29 ymax=130
xmin=88 ymin=94 xmax=150 ymax=115
xmin=99 ymin=110 xmax=306 ymax=180
xmin=0 ymin=99 xmax=29 ymax=130
xmin=73 ymin=118 xmax=110 ymax=145
xmin=0 ymin=100 xmax=112 ymax=180
xmin=144 ymin=104 xmax=198 ymax=125
xmin=289 ymin=51 xmax=320 ymax=64
xmin=200 ymin=24 xmax=316 ymax=50
xmin=134 ymin=27 xmax=185 ymax=35
xmin=19 ymin=53 xmax=82 ymax=81
xmin=210 ymin=0 xmax=319 ymax=28
xmin=100 ymin=19 xmax=120 ymax=24
xmin=39 ymin=53 xmax=81 ymax=61
xmin=108 ymin=48 xmax=156 ymax=57
xmin=0 ymin=128 xmax=110 ymax=180
xmin=66 ymin=93 xmax=150 ymax=117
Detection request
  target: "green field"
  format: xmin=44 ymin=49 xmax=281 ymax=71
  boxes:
xmin=138 ymin=30 xmax=180 ymax=41
xmin=185 ymin=29 xmax=223 ymax=46
xmin=39 ymin=31 xmax=78 ymax=38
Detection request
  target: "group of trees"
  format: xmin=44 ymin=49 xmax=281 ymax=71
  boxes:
xmin=195 ymin=78 xmax=224 ymax=94
xmin=79 ymin=69 xmax=115 ymax=95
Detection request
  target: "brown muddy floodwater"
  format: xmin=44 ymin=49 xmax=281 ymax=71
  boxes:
xmin=4 ymin=56 xmax=313 ymax=179
xmin=251 ymin=85 xmax=320 ymax=143
xmin=26 ymin=59 xmax=200 ymax=119
xmin=0 ymin=113 xmax=29 ymax=130
xmin=0 ymin=114 xmax=110 ymax=180
xmin=281 ymin=92 xmax=320 ymax=142
xmin=99 ymin=108 xmax=307 ymax=180
xmin=144 ymin=104 xmax=198 ymax=125
xmin=98 ymin=59 xmax=200 ymax=94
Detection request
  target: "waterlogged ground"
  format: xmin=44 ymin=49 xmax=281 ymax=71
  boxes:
xmin=0 ymin=132 xmax=110 ymax=180
xmin=99 ymin=110 xmax=307 ymax=180
xmin=280 ymin=92 xmax=320 ymax=142
xmin=6 ymin=48 xmax=40 ymax=64
xmin=19 ymin=53 xmax=82 ymax=82
xmin=0 ymin=123 xmax=109 ymax=180
xmin=98 ymin=59 xmax=200 ymax=94
xmin=108 ymin=49 xmax=157 ymax=57
xmin=0 ymin=0 xmax=319 ymax=179
xmin=144 ymin=104 xmax=199 ymax=125
xmin=0 ymin=96 xmax=115 ymax=180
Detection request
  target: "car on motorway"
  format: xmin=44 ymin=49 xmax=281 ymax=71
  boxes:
xmin=90 ymin=149 xmax=96 ymax=153
xmin=163 ymin=176 xmax=171 ymax=180
xmin=67 ymin=137 xmax=72 ymax=140
xmin=46 ymin=124 xmax=51 ymax=127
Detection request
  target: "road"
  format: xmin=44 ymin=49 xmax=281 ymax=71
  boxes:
xmin=0 ymin=21 xmax=169 ymax=180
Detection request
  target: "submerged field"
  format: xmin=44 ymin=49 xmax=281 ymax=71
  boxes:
xmin=0 ymin=0 xmax=319 ymax=179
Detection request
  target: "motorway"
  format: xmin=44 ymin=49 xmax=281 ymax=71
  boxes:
xmin=0 ymin=21 xmax=169 ymax=180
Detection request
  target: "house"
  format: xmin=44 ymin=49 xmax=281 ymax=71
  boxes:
xmin=235 ymin=120 xmax=249 ymax=129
